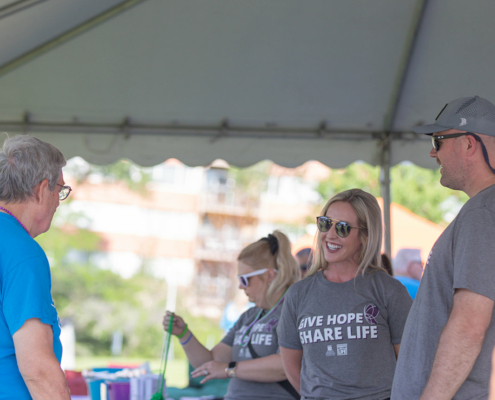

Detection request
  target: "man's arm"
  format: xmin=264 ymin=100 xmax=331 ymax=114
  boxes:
xmin=489 ymin=346 xmax=495 ymax=400
xmin=393 ymin=344 xmax=400 ymax=359
xmin=13 ymin=318 xmax=70 ymax=400
xmin=420 ymin=288 xmax=494 ymax=400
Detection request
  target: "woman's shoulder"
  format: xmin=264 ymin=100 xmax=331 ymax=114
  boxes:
xmin=238 ymin=305 xmax=262 ymax=321
xmin=360 ymin=269 xmax=412 ymax=297
xmin=363 ymin=268 xmax=395 ymax=282
xmin=286 ymin=272 xmax=320 ymax=298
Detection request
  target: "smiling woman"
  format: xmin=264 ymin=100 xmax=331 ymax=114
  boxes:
xmin=277 ymin=188 xmax=413 ymax=400
xmin=163 ymin=230 xmax=301 ymax=400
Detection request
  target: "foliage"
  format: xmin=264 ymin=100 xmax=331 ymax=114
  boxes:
xmin=51 ymin=263 xmax=167 ymax=357
xmin=316 ymin=162 xmax=468 ymax=224
xmin=36 ymin=218 xmax=100 ymax=261
xmin=65 ymin=158 xmax=152 ymax=194
xmin=228 ymin=161 xmax=271 ymax=201
xmin=38 ymin=216 xmax=224 ymax=358
xmin=390 ymin=163 xmax=468 ymax=225
xmin=316 ymin=162 xmax=381 ymax=200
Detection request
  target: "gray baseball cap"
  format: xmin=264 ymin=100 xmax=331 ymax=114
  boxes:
xmin=413 ymin=95 xmax=495 ymax=136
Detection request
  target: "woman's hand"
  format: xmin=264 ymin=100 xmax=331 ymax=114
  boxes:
xmin=162 ymin=311 xmax=187 ymax=336
xmin=191 ymin=361 xmax=229 ymax=384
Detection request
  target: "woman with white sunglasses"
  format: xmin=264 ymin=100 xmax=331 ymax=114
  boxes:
xmin=163 ymin=230 xmax=300 ymax=400
xmin=278 ymin=189 xmax=413 ymax=400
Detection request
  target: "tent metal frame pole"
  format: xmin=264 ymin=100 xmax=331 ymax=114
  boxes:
xmin=0 ymin=0 xmax=47 ymax=20
xmin=0 ymin=0 xmax=148 ymax=77
xmin=381 ymin=140 xmax=392 ymax=256
xmin=0 ymin=118 xmax=414 ymax=140
xmin=381 ymin=0 xmax=429 ymax=256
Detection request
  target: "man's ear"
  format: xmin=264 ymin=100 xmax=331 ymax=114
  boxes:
xmin=465 ymin=135 xmax=478 ymax=156
xmin=33 ymin=179 xmax=49 ymax=203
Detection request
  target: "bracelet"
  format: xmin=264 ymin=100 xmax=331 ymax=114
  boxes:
xmin=176 ymin=323 xmax=189 ymax=339
xmin=180 ymin=332 xmax=193 ymax=345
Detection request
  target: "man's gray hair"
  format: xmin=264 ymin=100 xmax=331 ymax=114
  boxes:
xmin=0 ymin=135 xmax=66 ymax=203
xmin=393 ymin=248 xmax=422 ymax=273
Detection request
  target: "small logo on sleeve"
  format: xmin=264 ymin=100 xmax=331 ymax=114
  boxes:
xmin=460 ymin=118 xmax=467 ymax=126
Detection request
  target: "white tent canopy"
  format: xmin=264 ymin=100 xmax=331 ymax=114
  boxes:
xmin=3 ymin=0 xmax=490 ymax=168
xmin=1 ymin=0 xmax=494 ymax=251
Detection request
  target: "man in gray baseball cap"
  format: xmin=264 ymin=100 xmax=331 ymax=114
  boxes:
xmin=391 ymin=95 xmax=495 ymax=400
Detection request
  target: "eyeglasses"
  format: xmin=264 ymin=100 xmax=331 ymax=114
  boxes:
xmin=238 ymin=268 xmax=277 ymax=288
xmin=431 ymin=132 xmax=470 ymax=151
xmin=432 ymin=131 xmax=495 ymax=174
xmin=316 ymin=216 xmax=363 ymax=238
xmin=57 ymin=184 xmax=72 ymax=201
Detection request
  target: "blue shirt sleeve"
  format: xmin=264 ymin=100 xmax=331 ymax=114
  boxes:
xmin=2 ymin=255 xmax=59 ymax=339
xmin=1 ymin=255 xmax=62 ymax=362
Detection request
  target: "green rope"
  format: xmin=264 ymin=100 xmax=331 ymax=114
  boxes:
xmin=150 ymin=312 xmax=174 ymax=400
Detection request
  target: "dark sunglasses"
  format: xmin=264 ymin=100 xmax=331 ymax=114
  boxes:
xmin=432 ymin=131 xmax=495 ymax=174
xmin=431 ymin=132 xmax=470 ymax=151
xmin=316 ymin=216 xmax=363 ymax=238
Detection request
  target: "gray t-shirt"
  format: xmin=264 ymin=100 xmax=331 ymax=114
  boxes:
xmin=278 ymin=269 xmax=412 ymax=400
xmin=392 ymin=184 xmax=495 ymax=400
xmin=221 ymin=304 xmax=294 ymax=400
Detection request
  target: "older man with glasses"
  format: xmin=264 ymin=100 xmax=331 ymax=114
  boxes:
xmin=0 ymin=135 xmax=71 ymax=399
xmin=391 ymin=96 xmax=495 ymax=400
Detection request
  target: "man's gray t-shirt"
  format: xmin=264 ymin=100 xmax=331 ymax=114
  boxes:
xmin=221 ymin=304 xmax=294 ymax=400
xmin=392 ymin=184 xmax=495 ymax=400
xmin=277 ymin=270 xmax=412 ymax=400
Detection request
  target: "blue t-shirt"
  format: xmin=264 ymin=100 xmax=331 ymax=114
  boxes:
xmin=394 ymin=276 xmax=420 ymax=300
xmin=0 ymin=213 xmax=62 ymax=399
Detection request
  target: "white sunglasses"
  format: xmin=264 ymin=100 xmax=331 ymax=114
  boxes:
xmin=238 ymin=268 xmax=277 ymax=288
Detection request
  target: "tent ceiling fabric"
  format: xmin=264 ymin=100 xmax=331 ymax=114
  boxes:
xmin=0 ymin=0 xmax=493 ymax=168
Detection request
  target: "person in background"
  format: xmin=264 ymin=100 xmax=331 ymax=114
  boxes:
xmin=163 ymin=230 xmax=301 ymax=400
xmin=392 ymin=248 xmax=423 ymax=299
xmin=0 ymin=135 xmax=71 ymax=399
xmin=295 ymin=248 xmax=312 ymax=278
xmin=381 ymin=253 xmax=393 ymax=276
xmin=391 ymin=95 xmax=495 ymax=399
xmin=278 ymin=188 xmax=412 ymax=399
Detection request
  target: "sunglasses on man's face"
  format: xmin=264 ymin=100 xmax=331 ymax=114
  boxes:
xmin=316 ymin=216 xmax=362 ymax=238
xmin=431 ymin=132 xmax=470 ymax=151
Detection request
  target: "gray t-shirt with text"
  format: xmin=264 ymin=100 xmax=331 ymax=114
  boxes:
xmin=278 ymin=270 xmax=412 ymax=400
xmin=221 ymin=304 xmax=294 ymax=400
xmin=392 ymin=184 xmax=495 ymax=400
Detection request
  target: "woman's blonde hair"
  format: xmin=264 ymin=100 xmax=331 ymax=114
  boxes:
xmin=306 ymin=188 xmax=385 ymax=277
xmin=237 ymin=230 xmax=300 ymax=307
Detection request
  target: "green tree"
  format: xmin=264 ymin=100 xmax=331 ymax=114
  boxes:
xmin=228 ymin=161 xmax=271 ymax=203
xmin=35 ymin=214 xmax=166 ymax=357
xmin=390 ymin=163 xmax=467 ymax=225
xmin=66 ymin=158 xmax=152 ymax=194
xmin=37 ymin=158 xmax=224 ymax=359
xmin=316 ymin=162 xmax=468 ymax=225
